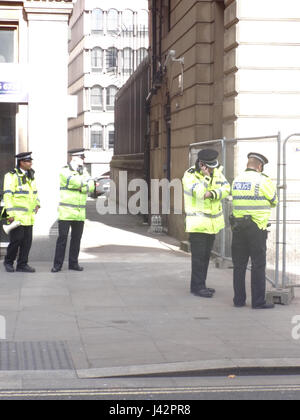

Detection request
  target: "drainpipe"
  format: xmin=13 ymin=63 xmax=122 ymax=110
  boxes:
xmin=164 ymin=94 xmax=171 ymax=181
xmin=152 ymin=0 xmax=157 ymax=84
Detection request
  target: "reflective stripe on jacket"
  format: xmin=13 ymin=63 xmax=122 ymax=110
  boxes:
xmin=231 ymin=169 xmax=278 ymax=230
xmin=3 ymin=169 xmax=40 ymax=226
xmin=58 ymin=166 xmax=95 ymax=221
xmin=182 ymin=166 xmax=230 ymax=234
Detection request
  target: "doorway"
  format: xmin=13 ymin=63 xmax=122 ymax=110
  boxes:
xmin=0 ymin=103 xmax=16 ymax=191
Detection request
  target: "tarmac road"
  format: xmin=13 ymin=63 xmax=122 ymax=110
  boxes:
xmin=1 ymin=377 xmax=300 ymax=400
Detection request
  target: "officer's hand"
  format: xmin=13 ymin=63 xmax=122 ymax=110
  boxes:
xmin=204 ymin=191 xmax=213 ymax=199
xmin=200 ymin=164 xmax=211 ymax=177
xmin=34 ymin=206 xmax=40 ymax=214
xmin=8 ymin=217 xmax=14 ymax=223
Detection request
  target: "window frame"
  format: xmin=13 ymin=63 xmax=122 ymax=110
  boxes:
xmin=91 ymin=47 xmax=103 ymax=72
xmin=107 ymin=8 xmax=119 ymax=33
xmin=91 ymin=85 xmax=103 ymax=110
xmin=90 ymin=123 xmax=103 ymax=150
xmin=106 ymin=47 xmax=118 ymax=72
xmin=122 ymin=47 xmax=133 ymax=75
xmin=0 ymin=26 xmax=17 ymax=63
xmin=91 ymin=8 xmax=104 ymax=34
xmin=106 ymin=85 xmax=118 ymax=111
xmin=108 ymin=125 xmax=115 ymax=150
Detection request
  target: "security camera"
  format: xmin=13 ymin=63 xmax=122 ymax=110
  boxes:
xmin=163 ymin=50 xmax=176 ymax=69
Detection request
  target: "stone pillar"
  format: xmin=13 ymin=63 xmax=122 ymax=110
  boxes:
xmin=24 ymin=1 xmax=73 ymax=235
xmin=224 ymin=0 xmax=300 ymax=140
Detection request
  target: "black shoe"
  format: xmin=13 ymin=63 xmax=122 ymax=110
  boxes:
xmin=3 ymin=262 xmax=14 ymax=273
xmin=69 ymin=265 xmax=84 ymax=272
xmin=16 ymin=265 xmax=36 ymax=273
xmin=192 ymin=289 xmax=213 ymax=298
xmin=206 ymin=288 xmax=216 ymax=294
xmin=51 ymin=266 xmax=61 ymax=273
xmin=253 ymin=303 xmax=275 ymax=309
xmin=234 ymin=303 xmax=246 ymax=308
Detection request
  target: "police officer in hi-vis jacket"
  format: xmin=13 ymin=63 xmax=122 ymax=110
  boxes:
xmin=51 ymin=149 xmax=95 ymax=273
xmin=182 ymin=149 xmax=230 ymax=298
xmin=2 ymin=152 xmax=40 ymax=273
xmin=231 ymin=152 xmax=278 ymax=309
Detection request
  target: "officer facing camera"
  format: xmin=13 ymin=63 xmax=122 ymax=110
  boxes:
xmin=51 ymin=148 xmax=95 ymax=273
xmin=182 ymin=148 xmax=230 ymax=298
xmin=231 ymin=152 xmax=278 ymax=309
xmin=2 ymin=152 xmax=40 ymax=273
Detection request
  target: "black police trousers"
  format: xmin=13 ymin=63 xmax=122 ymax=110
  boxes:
xmin=53 ymin=220 xmax=84 ymax=269
xmin=232 ymin=220 xmax=268 ymax=308
xmin=5 ymin=225 xmax=33 ymax=268
xmin=190 ymin=232 xmax=216 ymax=292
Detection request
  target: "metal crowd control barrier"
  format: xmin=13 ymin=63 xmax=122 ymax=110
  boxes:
xmin=189 ymin=134 xmax=282 ymax=292
xmin=282 ymin=134 xmax=300 ymax=289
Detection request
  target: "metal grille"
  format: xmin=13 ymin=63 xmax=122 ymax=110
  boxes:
xmin=0 ymin=341 xmax=74 ymax=371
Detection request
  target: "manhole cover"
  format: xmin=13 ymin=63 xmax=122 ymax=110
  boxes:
xmin=0 ymin=341 xmax=73 ymax=371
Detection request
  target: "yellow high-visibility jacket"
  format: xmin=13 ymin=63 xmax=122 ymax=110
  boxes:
xmin=182 ymin=166 xmax=230 ymax=234
xmin=231 ymin=169 xmax=278 ymax=230
xmin=58 ymin=165 xmax=95 ymax=221
xmin=3 ymin=168 xmax=40 ymax=226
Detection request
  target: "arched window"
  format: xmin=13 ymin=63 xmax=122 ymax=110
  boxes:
xmin=91 ymin=85 xmax=103 ymax=110
xmin=91 ymin=47 xmax=103 ymax=71
xmin=90 ymin=124 xmax=103 ymax=149
xmin=122 ymin=9 xmax=134 ymax=34
xmin=123 ymin=48 xmax=133 ymax=74
xmin=108 ymin=125 xmax=115 ymax=149
xmin=106 ymin=86 xmax=118 ymax=110
xmin=137 ymin=10 xmax=148 ymax=35
xmin=107 ymin=9 xmax=119 ymax=33
xmin=106 ymin=47 xmax=118 ymax=71
xmin=92 ymin=9 xmax=104 ymax=33
xmin=136 ymin=48 xmax=148 ymax=67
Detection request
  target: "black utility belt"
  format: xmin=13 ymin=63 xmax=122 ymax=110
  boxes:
xmin=229 ymin=214 xmax=253 ymax=232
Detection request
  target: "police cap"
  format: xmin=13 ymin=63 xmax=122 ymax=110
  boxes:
xmin=197 ymin=148 xmax=219 ymax=168
xmin=15 ymin=152 xmax=33 ymax=161
xmin=247 ymin=152 xmax=268 ymax=166
xmin=68 ymin=148 xmax=86 ymax=157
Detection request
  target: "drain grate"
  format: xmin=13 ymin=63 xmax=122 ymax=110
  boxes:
xmin=0 ymin=341 xmax=74 ymax=371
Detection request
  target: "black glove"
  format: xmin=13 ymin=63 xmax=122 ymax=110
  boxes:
xmin=27 ymin=169 xmax=35 ymax=180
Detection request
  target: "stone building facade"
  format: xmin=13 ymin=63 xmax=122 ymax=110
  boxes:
xmin=146 ymin=0 xmax=300 ymax=241
xmin=0 ymin=0 xmax=74 ymax=237
xmin=68 ymin=0 xmax=148 ymax=177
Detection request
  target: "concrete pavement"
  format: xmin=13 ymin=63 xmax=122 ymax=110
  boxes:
xmin=0 ymin=199 xmax=300 ymax=389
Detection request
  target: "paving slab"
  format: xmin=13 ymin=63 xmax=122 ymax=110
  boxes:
xmin=0 ymin=203 xmax=300 ymax=389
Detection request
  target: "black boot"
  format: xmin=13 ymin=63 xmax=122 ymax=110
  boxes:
xmin=3 ymin=262 xmax=14 ymax=273
xmin=192 ymin=288 xmax=213 ymax=298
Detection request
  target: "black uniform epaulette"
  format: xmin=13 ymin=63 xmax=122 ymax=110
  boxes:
xmin=10 ymin=169 xmax=16 ymax=174
xmin=188 ymin=168 xmax=196 ymax=174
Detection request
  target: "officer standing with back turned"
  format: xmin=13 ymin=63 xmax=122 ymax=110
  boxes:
xmin=51 ymin=148 xmax=95 ymax=273
xmin=231 ymin=152 xmax=278 ymax=309
xmin=2 ymin=152 xmax=40 ymax=273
